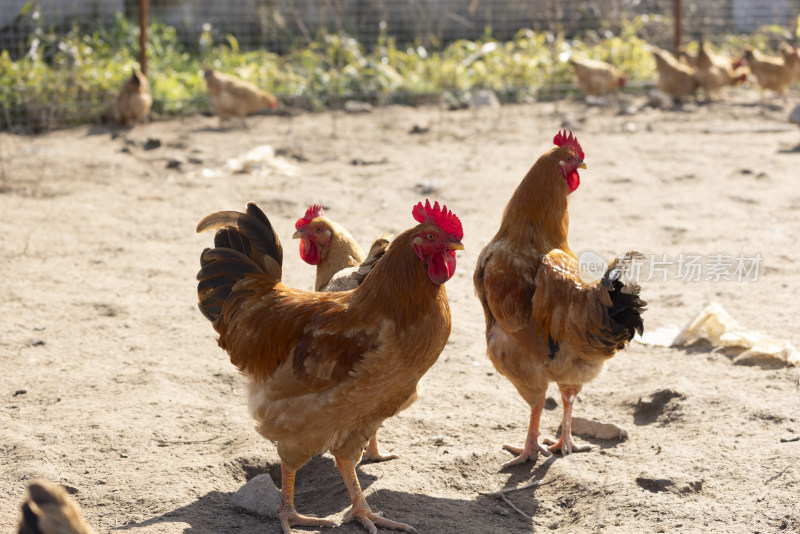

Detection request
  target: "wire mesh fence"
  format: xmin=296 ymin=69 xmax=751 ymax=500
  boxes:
xmin=1 ymin=0 xmax=799 ymax=132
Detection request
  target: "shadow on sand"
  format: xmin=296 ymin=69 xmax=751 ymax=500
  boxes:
xmin=117 ymin=452 xmax=539 ymax=533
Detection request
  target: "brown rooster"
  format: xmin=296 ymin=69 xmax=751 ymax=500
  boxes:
xmin=202 ymin=67 xmax=278 ymax=126
xmin=293 ymin=204 xmax=404 ymax=462
xmin=18 ymin=480 xmax=93 ymax=534
xmin=115 ymin=70 xmax=152 ymax=126
xmin=197 ymin=200 xmax=463 ymax=533
xmin=474 ymin=130 xmax=645 ymax=467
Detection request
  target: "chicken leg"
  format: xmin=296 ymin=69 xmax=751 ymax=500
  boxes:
xmin=502 ymin=394 xmax=551 ymax=467
xmin=335 ymin=456 xmax=415 ymax=533
xmin=362 ymin=433 xmax=399 ymax=462
xmin=279 ymin=463 xmax=336 ymax=534
xmin=543 ymin=387 xmax=592 ymax=455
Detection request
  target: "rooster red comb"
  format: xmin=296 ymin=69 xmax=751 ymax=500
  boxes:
xmin=553 ymin=129 xmax=584 ymax=160
xmin=412 ymin=200 xmax=463 ymax=240
xmin=295 ymin=204 xmax=324 ymax=230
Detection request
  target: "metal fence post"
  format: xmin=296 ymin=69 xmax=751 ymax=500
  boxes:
xmin=674 ymin=0 xmax=682 ymax=54
xmin=139 ymin=0 xmax=149 ymax=74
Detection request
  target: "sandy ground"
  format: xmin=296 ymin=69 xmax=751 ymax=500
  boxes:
xmin=2 ymin=88 xmax=800 ymax=534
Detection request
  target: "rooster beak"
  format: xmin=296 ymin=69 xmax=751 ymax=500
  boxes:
xmin=448 ymin=242 xmax=465 ymax=251
xmin=292 ymin=230 xmax=303 ymax=239
xmin=579 ymin=161 xmax=587 ymax=169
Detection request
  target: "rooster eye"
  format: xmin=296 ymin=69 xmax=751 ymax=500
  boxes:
xmin=427 ymin=233 xmax=435 ymax=241
xmin=316 ymin=227 xmax=322 ymax=233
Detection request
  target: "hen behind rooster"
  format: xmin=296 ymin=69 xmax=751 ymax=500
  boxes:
xmin=197 ymin=200 xmax=463 ymax=533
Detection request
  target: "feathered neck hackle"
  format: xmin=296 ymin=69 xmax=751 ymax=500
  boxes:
xmin=351 ymin=226 xmax=446 ymax=329
xmin=496 ymin=146 xmax=572 ymax=255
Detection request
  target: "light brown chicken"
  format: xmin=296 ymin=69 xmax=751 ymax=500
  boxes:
xmin=474 ymin=130 xmax=645 ymax=467
xmin=743 ymin=46 xmax=796 ymax=100
xmin=202 ymin=67 xmax=278 ymax=125
xmin=115 ymin=70 xmax=152 ymax=126
xmin=651 ymin=46 xmax=699 ymax=101
xmin=568 ymin=56 xmax=627 ymax=96
xmin=197 ymin=200 xmax=463 ymax=533
xmin=292 ymin=204 xmax=408 ymax=462
xmin=18 ymin=480 xmax=93 ymax=534
xmin=291 ymin=204 xmax=391 ymax=293
xmin=693 ymin=41 xmax=748 ymax=99
xmin=778 ymin=43 xmax=800 ymax=83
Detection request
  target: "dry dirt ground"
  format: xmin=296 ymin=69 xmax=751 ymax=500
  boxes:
xmin=2 ymin=89 xmax=800 ymax=534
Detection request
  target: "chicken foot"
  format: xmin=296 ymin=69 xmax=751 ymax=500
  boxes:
xmin=502 ymin=394 xmax=551 ymax=467
xmin=543 ymin=387 xmax=592 ymax=455
xmin=361 ymin=433 xmax=399 ymax=463
xmin=279 ymin=463 xmax=336 ymax=534
xmin=335 ymin=456 xmax=416 ymax=533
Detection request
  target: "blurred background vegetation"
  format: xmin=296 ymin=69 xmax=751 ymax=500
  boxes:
xmin=1 ymin=0 xmax=799 ymax=132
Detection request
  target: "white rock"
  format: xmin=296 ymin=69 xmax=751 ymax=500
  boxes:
xmin=232 ymin=474 xmax=281 ymax=518
xmin=570 ymin=417 xmax=628 ymax=441
xmin=471 ymin=90 xmax=500 ymax=108
xmin=789 ymin=104 xmax=800 ymax=125
xmin=345 ymin=100 xmax=373 ymax=113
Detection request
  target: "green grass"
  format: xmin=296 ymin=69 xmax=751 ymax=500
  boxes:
xmin=0 ymin=11 xmax=789 ymax=131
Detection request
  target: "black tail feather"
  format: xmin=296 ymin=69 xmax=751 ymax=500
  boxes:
xmin=603 ymin=253 xmax=647 ymax=345
xmin=196 ymin=202 xmax=283 ymax=277
xmin=196 ymin=203 xmax=283 ymax=326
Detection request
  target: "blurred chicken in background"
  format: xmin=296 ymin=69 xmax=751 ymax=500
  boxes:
xmin=203 ymin=67 xmax=278 ymax=127
xmin=115 ymin=70 xmax=151 ymax=126
xmin=743 ymin=45 xmax=797 ymax=101
xmin=651 ymin=46 xmax=699 ymax=103
xmin=692 ymin=41 xmax=748 ymax=100
xmin=568 ymin=56 xmax=627 ymax=97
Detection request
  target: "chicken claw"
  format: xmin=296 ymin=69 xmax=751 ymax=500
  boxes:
xmin=501 ymin=442 xmax=552 ymax=467
xmin=543 ymin=434 xmax=592 ymax=455
xmin=336 ymin=456 xmax=415 ymax=533
xmin=361 ymin=435 xmax=399 ymax=463
xmin=344 ymin=507 xmax=416 ymax=534
xmin=501 ymin=395 xmax=551 ymax=467
xmin=279 ymin=510 xmax=336 ymax=533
